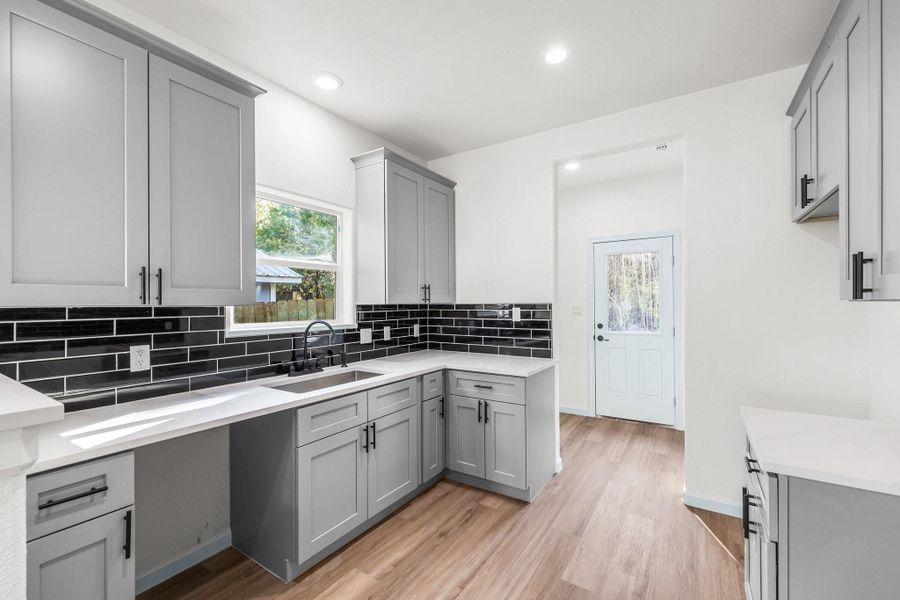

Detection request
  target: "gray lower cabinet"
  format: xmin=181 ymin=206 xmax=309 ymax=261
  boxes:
xmin=368 ymin=405 xmax=420 ymax=515
xmin=421 ymin=396 xmax=445 ymax=481
xmin=484 ymin=400 xmax=526 ymax=489
xmin=297 ymin=426 xmax=367 ymax=563
xmin=447 ymin=395 xmax=486 ymax=478
xmin=27 ymin=507 xmax=134 ymax=600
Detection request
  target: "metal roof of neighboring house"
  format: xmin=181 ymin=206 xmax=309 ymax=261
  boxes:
xmin=256 ymin=264 xmax=303 ymax=283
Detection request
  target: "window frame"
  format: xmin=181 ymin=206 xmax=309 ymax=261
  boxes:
xmin=226 ymin=186 xmax=355 ymax=337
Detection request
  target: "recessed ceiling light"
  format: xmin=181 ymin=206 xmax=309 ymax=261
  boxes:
xmin=563 ymin=161 xmax=580 ymax=171
xmin=545 ymin=46 xmax=568 ymax=64
xmin=312 ymin=72 xmax=343 ymax=90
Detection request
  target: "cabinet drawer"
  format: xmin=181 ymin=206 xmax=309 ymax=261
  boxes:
xmin=745 ymin=448 xmax=778 ymax=542
xmin=297 ymin=392 xmax=368 ymax=446
xmin=27 ymin=452 xmax=134 ymax=542
xmin=448 ymin=370 xmax=524 ymax=405
xmin=368 ymin=378 xmax=418 ymax=420
xmin=421 ymin=370 xmax=443 ymax=400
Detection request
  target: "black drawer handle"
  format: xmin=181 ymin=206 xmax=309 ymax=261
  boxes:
xmin=362 ymin=425 xmax=369 ymax=453
xmin=477 ymin=400 xmax=482 ymax=423
xmin=370 ymin=423 xmax=376 ymax=449
xmin=439 ymin=397 xmax=444 ymax=418
xmin=474 ymin=384 xmax=493 ymax=390
xmin=484 ymin=400 xmax=489 ymax=423
xmin=38 ymin=485 xmax=109 ymax=510
xmin=123 ymin=509 xmax=132 ymax=559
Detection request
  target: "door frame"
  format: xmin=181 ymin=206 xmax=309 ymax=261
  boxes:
xmin=587 ymin=230 xmax=683 ymax=429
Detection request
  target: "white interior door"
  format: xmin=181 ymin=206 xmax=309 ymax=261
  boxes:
xmin=593 ymin=236 xmax=675 ymax=425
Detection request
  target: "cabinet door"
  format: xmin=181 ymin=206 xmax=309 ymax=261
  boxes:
xmin=791 ymin=88 xmax=813 ymax=221
xmin=385 ymin=161 xmax=425 ymax=303
xmin=297 ymin=426 xmax=367 ymax=562
xmin=812 ymin=49 xmax=842 ymax=202
xmin=484 ymin=400 xmax=526 ymax=490
xmin=423 ymin=178 xmax=455 ymax=303
xmin=447 ymin=395 xmax=485 ymax=478
xmin=368 ymin=405 xmax=419 ymax=516
xmin=874 ymin=0 xmax=900 ymax=298
xmin=0 ymin=0 xmax=148 ymax=306
xmin=421 ymin=396 xmax=445 ymax=482
xmin=149 ymin=55 xmax=255 ymax=306
xmin=27 ymin=506 xmax=134 ymax=600
xmin=838 ymin=0 xmax=875 ymax=299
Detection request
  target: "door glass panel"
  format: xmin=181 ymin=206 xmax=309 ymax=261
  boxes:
xmin=607 ymin=252 xmax=660 ymax=332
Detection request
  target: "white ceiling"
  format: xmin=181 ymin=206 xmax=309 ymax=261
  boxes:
xmin=113 ymin=0 xmax=838 ymax=160
xmin=557 ymin=140 xmax=684 ymax=190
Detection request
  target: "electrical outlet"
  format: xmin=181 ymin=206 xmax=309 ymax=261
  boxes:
xmin=130 ymin=345 xmax=151 ymax=372
xmin=383 ymin=326 xmax=391 ymax=341
xmin=572 ymin=306 xmax=583 ymax=316
xmin=413 ymin=324 xmax=420 ymax=337
xmin=360 ymin=328 xmax=373 ymax=344
xmin=512 ymin=307 xmax=522 ymax=322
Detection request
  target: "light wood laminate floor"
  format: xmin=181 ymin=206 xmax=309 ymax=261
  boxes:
xmin=140 ymin=414 xmax=744 ymax=600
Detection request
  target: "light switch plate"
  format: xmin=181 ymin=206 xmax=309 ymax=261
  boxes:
xmin=360 ymin=328 xmax=373 ymax=344
xmin=512 ymin=307 xmax=522 ymax=322
xmin=130 ymin=345 xmax=151 ymax=372
xmin=572 ymin=306 xmax=584 ymax=316
xmin=413 ymin=324 xmax=420 ymax=337
xmin=383 ymin=326 xmax=391 ymax=341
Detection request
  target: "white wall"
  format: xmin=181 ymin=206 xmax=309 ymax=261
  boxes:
xmin=557 ymin=169 xmax=684 ymax=417
xmin=430 ymin=66 xmax=873 ymax=508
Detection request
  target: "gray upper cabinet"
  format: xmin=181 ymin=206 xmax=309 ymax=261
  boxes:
xmin=811 ymin=48 xmax=842 ymax=207
xmin=791 ymin=89 xmax=813 ymax=221
xmin=423 ymin=178 xmax=456 ymax=304
xmin=27 ymin=506 xmax=134 ymax=600
xmin=386 ymin=161 xmax=425 ymax=304
xmin=297 ymin=425 xmax=368 ymax=563
xmin=0 ymin=0 xmax=263 ymax=307
xmin=352 ymin=148 xmax=456 ymax=305
xmin=484 ymin=400 xmax=527 ymax=490
xmin=0 ymin=0 xmax=148 ymax=306
xmin=367 ymin=405 xmax=419 ymax=516
xmin=447 ymin=395 xmax=485 ymax=478
xmin=421 ymin=395 xmax=445 ymax=482
xmin=149 ymin=56 xmax=256 ymax=306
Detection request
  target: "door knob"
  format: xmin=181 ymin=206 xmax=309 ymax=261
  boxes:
xmin=596 ymin=335 xmax=609 ymax=342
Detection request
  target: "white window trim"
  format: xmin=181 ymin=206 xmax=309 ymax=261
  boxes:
xmin=226 ymin=185 xmax=356 ymax=337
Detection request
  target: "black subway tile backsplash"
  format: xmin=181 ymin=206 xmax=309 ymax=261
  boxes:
xmin=1 ymin=302 xmax=550 ymax=412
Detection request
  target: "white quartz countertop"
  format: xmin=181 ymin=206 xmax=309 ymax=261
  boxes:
xmin=0 ymin=374 xmax=64 ymax=432
xmin=29 ymin=351 xmax=556 ymax=474
xmin=741 ymin=406 xmax=900 ymax=496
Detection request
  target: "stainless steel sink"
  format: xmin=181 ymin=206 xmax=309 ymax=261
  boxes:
xmin=270 ymin=370 xmax=382 ymax=394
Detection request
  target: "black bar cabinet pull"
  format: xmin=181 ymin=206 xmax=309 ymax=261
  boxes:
xmin=744 ymin=456 xmax=761 ymax=474
xmin=742 ymin=487 xmax=749 ymax=539
xmin=474 ymin=384 xmax=493 ymax=390
xmin=439 ymin=397 xmax=444 ymax=418
xmin=484 ymin=401 xmax=489 ymax=423
xmin=139 ymin=267 xmax=147 ymax=304
xmin=155 ymin=267 xmax=163 ymax=305
xmin=38 ymin=485 xmax=109 ymax=510
xmin=426 ymin=284 xmax=431 ymax=303
xmin=370 ymin=423 xmax=376 ymax=449
xmin=800 ymin=174 xmax=815 ymax=209
xmin=477 ymin=400 xmax=482 ymax=423
xmin=421 ymin=285 xmax=428 ymax=303
xmin=852 ymin=252 xmax=874 ymax=300
xmin=363 ymin=425 xmax=369 ymax=453
xmin=123 ymin=509 xmax=132 ymax=559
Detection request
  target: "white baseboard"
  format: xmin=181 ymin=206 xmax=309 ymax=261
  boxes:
xmin=136 ymin=530 xmax=232 ymax=594
xmin=682 ymin=490 xmax=742 ymax=518
xmin=559 ymin=407 xmax=593 ymax=417
xmin=555 ymin=456 xmax=563 ymax=472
